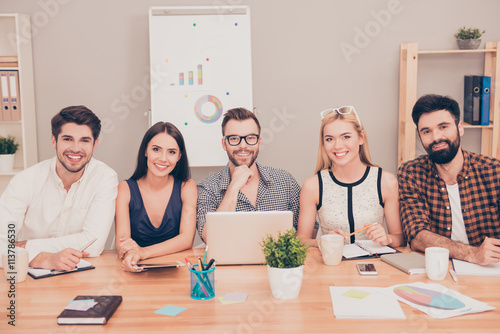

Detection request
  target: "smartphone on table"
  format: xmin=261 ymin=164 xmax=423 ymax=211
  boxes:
xmin=356 ymin=262 xmax=378 ymax=275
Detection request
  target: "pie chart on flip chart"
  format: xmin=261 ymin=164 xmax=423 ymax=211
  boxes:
xmin=393 ymin=285 xmax=465 ymax=310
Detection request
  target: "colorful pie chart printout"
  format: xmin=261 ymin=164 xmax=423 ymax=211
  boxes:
xmin=393 ymin=285 xmax=465 ymax=310
xmin=194 ymin=95 xmax=223 ymax=124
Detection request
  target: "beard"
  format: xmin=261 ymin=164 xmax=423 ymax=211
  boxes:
xmin=56 ymin=146 xmax=91 ymax=174
xmin=424 ymin=136 xmax=460 ymax=165
xmin=228 ymin=149 xmax=258 ymax=168
xmin=57 ymin=154 xmax=88 ymax=173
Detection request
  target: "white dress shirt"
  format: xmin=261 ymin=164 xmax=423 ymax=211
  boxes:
xmin=0 ymin=157 xmax=118 ymax=264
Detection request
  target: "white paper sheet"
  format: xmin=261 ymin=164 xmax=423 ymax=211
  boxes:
xmin=329 ymin=286 xmax=406 ymax=319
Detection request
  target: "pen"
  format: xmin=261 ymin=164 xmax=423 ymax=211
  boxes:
xmin=79 ymin=238 xmax=97 ymax=252
xmin=205 ymin=258 xmax=215 ymax=270
xmin=184 ymin=258 xmax=193 ymax=270
xmin=346 ymin=223 xmax=378 ymax=238
xmin=203 ymin=245 xmax=209 ymax=266
xmin=198 ymin=257 xmax=205 ymax=271
xmin=449 ymin=269 xmax=458 ymax=282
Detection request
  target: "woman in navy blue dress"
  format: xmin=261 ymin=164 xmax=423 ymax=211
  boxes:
xmin=115 ymin=122 xmax=197 ymax=272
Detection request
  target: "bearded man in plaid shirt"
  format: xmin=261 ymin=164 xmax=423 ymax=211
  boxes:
xmin=398 ymin=94 xmax=500 ymax=266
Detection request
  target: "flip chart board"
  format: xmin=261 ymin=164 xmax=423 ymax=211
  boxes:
xmin=149 ymin=6 xmax=253 ymax=166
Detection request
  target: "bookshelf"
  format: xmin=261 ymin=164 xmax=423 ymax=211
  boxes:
xmin=0 ymin=14 xmax=38 ymax=193
xmin=398 ymin=42 xmax=500 ymax=166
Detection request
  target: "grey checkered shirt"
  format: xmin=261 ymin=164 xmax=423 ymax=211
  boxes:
xmin=196 ymin=162 xmax=301 ymax=242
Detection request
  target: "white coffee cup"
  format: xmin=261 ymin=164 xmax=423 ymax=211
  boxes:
xmin=2 ymin=247 xmax=29 ymax=283
xmin=425 ymin=247 xmax=449 ymax=281
xmin=318 ymin=234 xmax=344 ymax=266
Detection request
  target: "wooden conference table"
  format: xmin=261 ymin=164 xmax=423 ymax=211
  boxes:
xmin=1 ymin=248 xmax=499 ymax=333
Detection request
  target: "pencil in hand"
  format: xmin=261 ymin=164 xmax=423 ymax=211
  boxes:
xmin=346 ymin=223 xmax=378 ymax=238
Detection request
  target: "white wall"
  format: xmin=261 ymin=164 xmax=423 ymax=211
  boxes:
xmin=1 ymin=0 xmax=499 ymax=184
xmin=2 ymin=0 xmax=498 ymax=248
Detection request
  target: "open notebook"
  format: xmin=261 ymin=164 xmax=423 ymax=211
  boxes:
xmin=28 ymin=259 xmax=95 ymax=279
xmin=452 ymin=259 xmax=500 ymax=276
xmin=343 ymin=240 xmax=397 ymax=259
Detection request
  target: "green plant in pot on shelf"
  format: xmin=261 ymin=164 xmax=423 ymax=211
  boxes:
xmin=0 ymin=135 xmax=19 ymax=154
xmin=0 ymin=135 xmax=19 ymax=172
xmin=455 ymin=27 xmax=485 ymax=50
xmin=261 ymin=229 xmax=309 ymax=300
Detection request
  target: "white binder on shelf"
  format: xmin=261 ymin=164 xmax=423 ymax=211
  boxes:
xmin=8 ymin=71 xmax=20 ymax=121
xmin=0 ymin=71 xmax=11 ymax=121
xmin=0 ymin=72 xmax=3 ymax=121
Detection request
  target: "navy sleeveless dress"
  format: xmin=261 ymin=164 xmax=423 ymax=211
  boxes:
xmin=126 ymin=178 xmax=182 ymax=247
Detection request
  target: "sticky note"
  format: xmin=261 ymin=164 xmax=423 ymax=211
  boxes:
xmin=217 ymin=296 xmax=244 ymax=305
xmin=64 ymin=300 xmax=98 ymax=311
xmin=154 ymin=305 xmax=187 ymax=317
xmin=343 ymin=289 xmax=371 ymax=299
xmin=68 ymin=299 xmax=95 ymax=304
xmin=223 ymin=292 xmax=248 ymax=302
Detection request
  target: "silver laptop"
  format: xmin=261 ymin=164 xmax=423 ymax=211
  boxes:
xmin=205 ymin=211 xmax=293 ymax=265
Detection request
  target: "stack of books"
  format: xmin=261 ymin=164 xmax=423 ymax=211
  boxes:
xmin=464 ymin=75 xmax=491 ymax=126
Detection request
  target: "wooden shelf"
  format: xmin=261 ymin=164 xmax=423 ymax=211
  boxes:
xmin=0 ymin=168 xmax=22 ymax=176
xmin=418 ymin=48 xmax=497 ymax=55
xmin=0 ymin=14 xmax=38 ymax=194
xmin=398 ymin=42 xmax=500 ymax=166
xmin=462 ymin=122 xmax=494 ymax=129
xmin=0 ymin=120 xmax=22 ymax=124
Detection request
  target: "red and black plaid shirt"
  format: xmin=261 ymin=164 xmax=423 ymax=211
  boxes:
xmin=398 ymin=150 xmax=500 ymax=247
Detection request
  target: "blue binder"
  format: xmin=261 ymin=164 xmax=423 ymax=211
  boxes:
xmin=480 ymin=76 xmax=491 ymax=126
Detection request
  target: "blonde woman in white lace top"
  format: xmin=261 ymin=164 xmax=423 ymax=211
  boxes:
xmin=297 ymin=106 xmax=404 ymax=248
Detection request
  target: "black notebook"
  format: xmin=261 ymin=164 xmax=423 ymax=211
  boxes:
xmin=57 ymin=295 xmax=122 ymax=325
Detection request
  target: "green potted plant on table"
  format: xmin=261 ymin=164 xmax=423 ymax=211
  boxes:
xmin=0 ymin=135 xmax=19 ymax=172
xmin=261 ymin=229 xmax=309 ymax=300
xmin=455 ymin=27 xmax=485 ymax=50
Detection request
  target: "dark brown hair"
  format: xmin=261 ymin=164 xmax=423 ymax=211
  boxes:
xmin=51 ymin=105 xmax=101 ymax=141
xmin=412 ymin=94 xmax=460 ymax=128
xmin=221 ymin=107 xmax=261 ymax=136
xmin=130 ymin=122 xmax=190 ymax=182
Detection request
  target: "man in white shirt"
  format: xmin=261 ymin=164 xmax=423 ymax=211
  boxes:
xmin=0 ymin=106 xmax=118 ymax=270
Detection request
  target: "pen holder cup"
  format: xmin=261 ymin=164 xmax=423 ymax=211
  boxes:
xmin=189 ymin=265 xmax=215 ymax=300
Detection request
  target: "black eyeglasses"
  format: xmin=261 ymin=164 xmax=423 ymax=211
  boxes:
xmin=224 ymin=134 xmax=260 ymax=146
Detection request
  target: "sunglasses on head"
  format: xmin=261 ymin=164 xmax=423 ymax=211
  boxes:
xmin=319 ymin=106 xmax=361 ymax=126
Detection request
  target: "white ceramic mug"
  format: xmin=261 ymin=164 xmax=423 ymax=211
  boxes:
xmin=425 ymin=247 xmax=449 ymax=281
xmin=2 ymin=247 xmax=29 ymax=283
xmin=318 ymin=234 xmax=344 ymax=266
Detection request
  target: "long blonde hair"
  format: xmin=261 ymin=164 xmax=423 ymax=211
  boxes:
xmin=315 ymin=110 xmax=376 ymax=173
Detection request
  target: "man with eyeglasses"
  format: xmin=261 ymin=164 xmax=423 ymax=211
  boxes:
xmin=398 ymin=94 xmax=500 ymax=265
xmin=196 ymin=107 xmax=301 ymax=242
